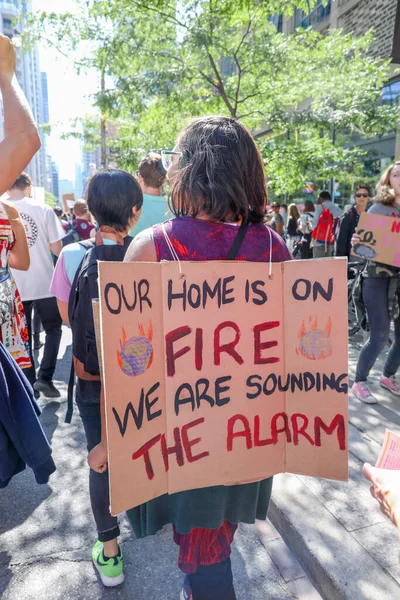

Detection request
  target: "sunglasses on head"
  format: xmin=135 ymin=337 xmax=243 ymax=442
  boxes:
xmin=355 ymin=193 xmax=369 ymax=198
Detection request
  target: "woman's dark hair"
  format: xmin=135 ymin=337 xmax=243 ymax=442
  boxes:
xmin=86 ymin=169 xmax=143 ymax=231
xmin=170 ymin=116 xmax=267 ymax=223
xmin=355 ymin=183 xmax=371 ymax=195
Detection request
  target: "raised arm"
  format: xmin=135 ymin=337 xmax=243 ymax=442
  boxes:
xmin=0 ymin=36 xmax=40 ymax=196
xmin=2 ymin=201 xmax=29 ymax=270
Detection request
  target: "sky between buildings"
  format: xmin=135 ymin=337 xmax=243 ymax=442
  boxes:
xmin=32 ymin=0 xmax=99 ymax=182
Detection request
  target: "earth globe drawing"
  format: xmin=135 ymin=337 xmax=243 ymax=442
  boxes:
xmin=296 ymin=316 xmax=333 ymax=361
xmin=117 ymin=325 xmax=153 ymax=376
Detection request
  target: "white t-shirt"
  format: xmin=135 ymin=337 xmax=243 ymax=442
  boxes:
xmin=11 ymin=198 xmax=65 ymax=301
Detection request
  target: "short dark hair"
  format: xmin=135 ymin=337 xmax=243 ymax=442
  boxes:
xmin=53 ymin=206 xmax=63 ymax=217
xmin=170 ymin=116 xmax=267 ymax=224
xmin=10 ymin=172 xmax=32 ymax=191
xmin=304 ymin=200 xmax=314 ymax=211
xmin=280 ymin=204 xmax=287 ymax=210
xmin=139 ymin=153 xmax=166 ymax=188
xmin=86 ymin=169 xmax=143 ymax=232
xmin=319 ymin=190 xmax=331 ymax=202
xmin=355 ymin=184 xmax=371 ymax=195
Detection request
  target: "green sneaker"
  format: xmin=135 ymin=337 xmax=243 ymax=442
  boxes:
xmin=92 ymin=541 xmax=124 ymax=587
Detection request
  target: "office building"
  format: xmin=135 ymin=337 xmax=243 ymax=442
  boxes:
xmin=281 ymin=0 xmax=399 ymax=173
xmin=59 ymin=179 xmax=74 ymax=198
xmin=75 ymin=162 xmax=83 ymax=199
xmin=52 ymin=161 xmax=59 ymax=200
xmin=82 ymin=147 xmax=101 ymax=190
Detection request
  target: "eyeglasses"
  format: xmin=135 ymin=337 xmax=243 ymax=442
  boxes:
xmin=355 ymin=193 xmax=369 ymax=198
xmin=161 ymin=149 xmax=182 ymax=171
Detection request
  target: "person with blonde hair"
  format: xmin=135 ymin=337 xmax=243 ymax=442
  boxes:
xmin=286 ymin=203 xmax=301 ymax=253
xmin=352 ymin=161 xmax=400 ymax=404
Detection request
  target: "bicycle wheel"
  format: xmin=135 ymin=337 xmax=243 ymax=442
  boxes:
xmin=348 ymin=282 xmax=360 ymax=336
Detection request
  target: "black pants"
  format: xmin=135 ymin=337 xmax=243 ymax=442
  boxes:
xmin=76 ymin=379 xmax=120 ymax=542
xmin=23 ymin=297 xmax=62 ymax=385
xmin=188 ymin=559 xmax=236 ymax=600
xmin=355 ymin=278 xmax=400 ymax=382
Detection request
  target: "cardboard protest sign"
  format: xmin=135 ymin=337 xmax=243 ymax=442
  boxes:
xmin=62 ymin=193 xmax=75 ymax=213
xmin=99 ymin=258 xmax=348 ymax=515
xmin=352 ymin=212 xmax=400 ymax=267
xmin=376 ymin=430 xmax=400 ymax=470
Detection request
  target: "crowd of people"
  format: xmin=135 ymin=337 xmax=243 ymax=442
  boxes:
xmin=1 ymin=32 xmax=400 ymax=600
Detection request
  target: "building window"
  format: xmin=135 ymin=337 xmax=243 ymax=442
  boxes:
xmin=3 ymin=19 xmax=12 ymax=30
xmin=295 ymin=0 xmax=331 ymax=29
xmin=382 ymin=80 xmax=400 ymax=105
xmin=269 ymin=14 xmax=283 ymax=32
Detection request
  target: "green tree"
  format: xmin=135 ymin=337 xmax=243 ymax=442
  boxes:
xmin=44 ymin=190 xmax=58 ymax=207
xmin=25 ymin=0 xmax=397 ymax=193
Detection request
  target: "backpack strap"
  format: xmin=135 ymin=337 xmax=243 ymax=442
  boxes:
xmin=227 ymin=221 xmax=249 ymax=260
xmin=65 ymin=361 xmax=75 ymax=424
xmin=65 ymin=231 xmax=132 ymax=424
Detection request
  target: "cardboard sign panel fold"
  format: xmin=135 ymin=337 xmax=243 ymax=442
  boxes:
xmin=99 ymin=258 xmax=348 ymax=516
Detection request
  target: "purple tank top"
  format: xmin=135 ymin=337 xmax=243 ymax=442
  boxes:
xmin=152 ymin=216 xmax=291 ymax=263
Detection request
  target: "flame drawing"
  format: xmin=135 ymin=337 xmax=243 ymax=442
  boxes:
xmin=116 ymin=322 xmax=154 ymax=376
xmin=296 ymin=316 xmax=333 ymax=360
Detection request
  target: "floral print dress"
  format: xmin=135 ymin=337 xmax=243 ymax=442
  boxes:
xmin=0 ymin=203 xmax=30 ymax=368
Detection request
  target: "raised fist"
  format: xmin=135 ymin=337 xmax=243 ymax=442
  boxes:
xmin=0 ymin=35 xmax=16 ymax=86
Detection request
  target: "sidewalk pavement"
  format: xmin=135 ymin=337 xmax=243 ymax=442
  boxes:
xmin=0 ymin=327 xmax=322 ymax=600
xmin=270 ymin=333 xmax=400 ymax=599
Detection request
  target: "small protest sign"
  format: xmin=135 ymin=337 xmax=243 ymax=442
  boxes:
xmin=376 ymin=430 xmax=400 ymax=470
xmin=99 ymin=258 xmax=348 ymax=515
xmin=352 ymin=213 xmax=400 ymax=267
xmin=62 ymin=193 xmax=75 ymax=213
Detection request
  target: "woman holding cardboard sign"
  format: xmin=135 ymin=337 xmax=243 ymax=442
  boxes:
xmin=122 ymin=116 xmax=290 ymax=600
xmin=352 ymin=162 xmax=400 ymax=404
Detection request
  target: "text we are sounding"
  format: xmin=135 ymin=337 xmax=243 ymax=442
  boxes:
xmin=106 ymin=272 xmax=347 ymax=483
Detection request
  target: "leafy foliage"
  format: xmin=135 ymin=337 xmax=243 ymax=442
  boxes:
xmin=23 ymin=0 xmax=398 ymax=195
xmin=44 ymin=190 xmax=58 ymax=207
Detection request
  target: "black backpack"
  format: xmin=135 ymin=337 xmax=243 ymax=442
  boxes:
xmin=66 ymin=230 xmax=133 ymax=422
xmin=62 ymin=223 xmax=81 ymax=247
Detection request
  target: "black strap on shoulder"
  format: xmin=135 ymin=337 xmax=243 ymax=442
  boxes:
xmin=79 ymin=239 xmax=96 ymax=250
xmin=65 ymin=240 xmax=95 ymax=424
xmin=65 ymin=361 xmax=75 ymax=423
xmin=227 ymin=220 xmax=249 ymax=260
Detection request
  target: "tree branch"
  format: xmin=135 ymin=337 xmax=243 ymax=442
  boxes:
xmin=207 ymin=51 xmax=236 ymax=116
xmin=126 ymin=0 xmax=189 ymax=30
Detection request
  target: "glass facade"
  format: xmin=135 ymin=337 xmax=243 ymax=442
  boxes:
xmin=382 ymin=79 xmax=400 ymax=105
xmin=269 ymin=14 xmax=283 ymax=32
xmin=295 ymin=0 xmax=332 ymax=29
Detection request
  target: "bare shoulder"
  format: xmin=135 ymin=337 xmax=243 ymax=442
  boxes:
xmin=124 ymin=228 xmax=157 ymax=263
